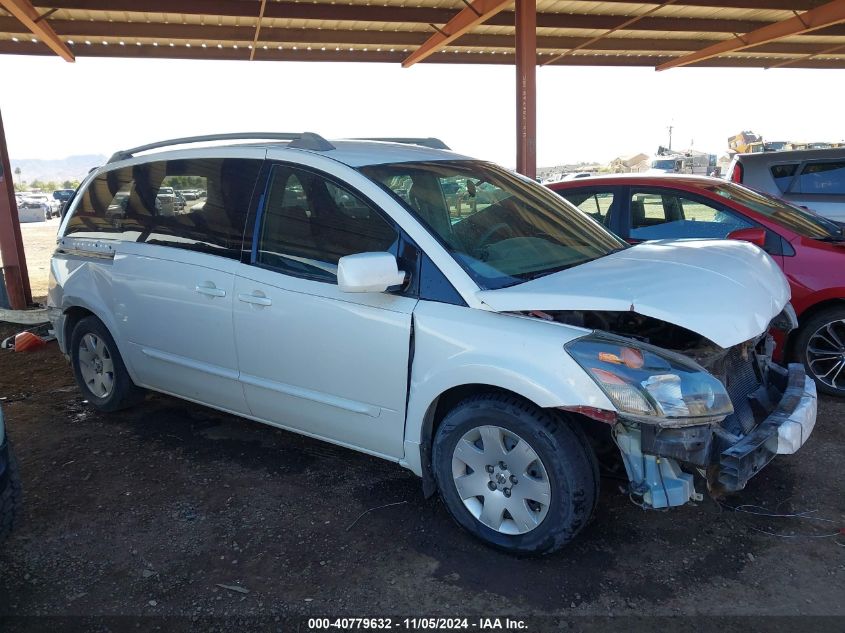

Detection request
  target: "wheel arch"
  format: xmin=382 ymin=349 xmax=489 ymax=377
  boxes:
xmin=59 ymin=299 xmax=139 ymax=385
xmin=413 ymin=383 xmax=546 ymax=498
xmin=62 ymin=305 xmax=96 ymax=351
xmin=787 ymin=296 xmax=845 ymax=360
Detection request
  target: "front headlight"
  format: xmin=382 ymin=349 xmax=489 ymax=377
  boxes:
xmin=566 ymin=334 xmax=733 ymax=426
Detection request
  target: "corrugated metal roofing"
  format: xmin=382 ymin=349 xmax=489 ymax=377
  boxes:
xmin=1 ymin=0 xmax=844 ymax=68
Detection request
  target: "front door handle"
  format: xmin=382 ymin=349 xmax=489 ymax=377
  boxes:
xmin=238 ymin=292 xmax=272 ymax=307
xmin=196 ymin=283 xmax=226 ymax=298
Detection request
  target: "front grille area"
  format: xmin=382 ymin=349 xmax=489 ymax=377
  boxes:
xmin=721 ymin=346 xmax=764 ymax=436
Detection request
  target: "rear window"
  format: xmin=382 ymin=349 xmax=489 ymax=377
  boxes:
xmin=769 ymin=163 xmax=798 ymax=193
xmin=795 ymin=161 xmax=845 ymax=195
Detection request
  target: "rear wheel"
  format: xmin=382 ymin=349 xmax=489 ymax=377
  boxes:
xmin=432 ymin=393 xmax=598 ymax=555
xmin=793 ymin=306 xmax=845 ymax=397
xmin=70 ymin=316 xmax=145 ymax=412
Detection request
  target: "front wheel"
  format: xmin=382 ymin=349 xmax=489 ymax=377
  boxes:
xmin=793 ymin=306 xmax=845 ymax=397
xmin=432 ymin=393 xmax=598 ymax=555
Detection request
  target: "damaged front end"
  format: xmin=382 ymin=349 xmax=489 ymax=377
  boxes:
xmin=558 ymin=306 xmax=817 ymax=509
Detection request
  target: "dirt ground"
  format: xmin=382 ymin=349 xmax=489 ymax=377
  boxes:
xmin=0 ymin=320 xmax=843 ymax=630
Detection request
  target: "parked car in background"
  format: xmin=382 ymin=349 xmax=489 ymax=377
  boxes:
xmin=559 ymin=172 xmax=594 ymax=181
xmin=549 ymin=174 xmax=845 ymax=397
xmin=49 ymin=134 xmax=815 ymax=554
xmin=53 ymin=189 xmax=76 ymax=218
xmin=726 ymin=148 xmax=845 ymax=222
xmin=0 ymin=406 xmax=22 ymax=545
xmin=156 ymin=186 xmax=177 ymax=216
xmin=53 ymin=189 xmax=75 ymax=204
xmin=17 ymin=193 xmax=53 ymax=221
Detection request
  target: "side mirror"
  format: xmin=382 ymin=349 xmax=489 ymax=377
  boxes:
xmin=727 ymin=227 xmax=766 ymax=248
xmin=337 ymin=252 xmax=406 ymax=293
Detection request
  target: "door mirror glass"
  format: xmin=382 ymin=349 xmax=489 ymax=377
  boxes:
xmin=727 ymin=226 xmax=767 ymax=247
xmin=337 ymin=252 xmax=406 ymax=293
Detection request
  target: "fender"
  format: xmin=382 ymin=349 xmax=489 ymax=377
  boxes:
xmin=49 ymin=252 xmax=142 ymax=385
xmin=791 ymin=286 xmax=845 ymax=319
xmin=401 ymin=301 xmax=612 ymax=476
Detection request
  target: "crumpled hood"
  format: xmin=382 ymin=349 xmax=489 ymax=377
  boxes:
xmin=476 ymin=239 xmax=790 ymax=348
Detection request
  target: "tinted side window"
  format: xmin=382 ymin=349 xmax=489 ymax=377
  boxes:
xmin=142 ymin=158 xmax=260 ymax=257
xmin=629 ymin=190 xmax=751 ymax=240
xmin=66 ymin=158 xmax=261 ymax=259
xmin=256 ymin=166 xmax=398 ymax=283
xmin=795 ymin=161 xmax=845 ymax=195
xmin=769 ymin=163 xmax=798 ymax=193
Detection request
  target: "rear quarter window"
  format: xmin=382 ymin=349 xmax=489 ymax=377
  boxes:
xmin=795 ymin=161 xmax=845 ymax=195
xmin=769 ymin=163 xmax=798 ymax=193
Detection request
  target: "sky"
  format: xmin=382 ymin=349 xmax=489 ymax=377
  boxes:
xmin=1 ymin=54 xmax=843 ymax=169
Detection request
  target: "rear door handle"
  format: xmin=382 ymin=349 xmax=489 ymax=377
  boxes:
xmin=238 ymin=292 xmax=272 ymax=307
xmin=195 ymin=283 xmax=226 ymax=298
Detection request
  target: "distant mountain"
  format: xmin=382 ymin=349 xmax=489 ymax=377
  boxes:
xmin=9 ymin=154 xmax=107 ymax=184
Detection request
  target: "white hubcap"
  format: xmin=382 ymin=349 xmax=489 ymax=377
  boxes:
xmin=451 ymin=425 xmax=551 ymax=535
xmin=78 ymin=333 xmax=115 ymax=399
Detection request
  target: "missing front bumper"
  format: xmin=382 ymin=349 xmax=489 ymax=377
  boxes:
xmin=718 ymin=365 xmax=816 ymax=491
xmin=616 ymin=363 xmax=817 ymax=507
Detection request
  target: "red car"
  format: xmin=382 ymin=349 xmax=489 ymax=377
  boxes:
xmin=548 ymin=175 xmax=845 ymax=397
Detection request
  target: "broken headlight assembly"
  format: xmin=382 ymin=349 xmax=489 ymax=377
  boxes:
xmin=566 ymin=334 xmax=733 ymax=427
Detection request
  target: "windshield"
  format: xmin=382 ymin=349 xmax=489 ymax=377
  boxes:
xmin=706 ymin=181 xmax=843 ymax=240
xmin=359 ymin=160 xmax=627 ymax=290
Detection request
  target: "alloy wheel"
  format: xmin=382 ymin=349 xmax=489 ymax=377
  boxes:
xmin=806 ymin=319 xmax=845 ymax=391
xmin=451 ymin=425 xmax=551 ymax=535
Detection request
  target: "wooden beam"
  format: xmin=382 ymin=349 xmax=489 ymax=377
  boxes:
xmin=2 ymin=40 xmax=844 ymax=68
xmin=402 ymin=0 xmax=513 ymax=67
xmin=657 ymin=0 xmax=845 ymax=70
xmin=542 ymin=0 xmax=680 ymax=66
xmin=0 ymin=0 xmax=73 ymax=61
xmin=3 ymin=17 xmax=843 ymax=55
xmin=21 ymin=2 xmax=845 ymax=36
xmin=249 ymin=0 xmax=267 ymax=61
xmin=30 ymin=0 xmax=830 ymax=15
xmin=766 ymin=40 xmax=845 ymax=66
xmin=576 ymin=0 xmax=825 ymax=8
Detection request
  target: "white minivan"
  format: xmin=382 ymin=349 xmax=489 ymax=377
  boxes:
xmin=48 ymin=133 xmax=817 ymax=554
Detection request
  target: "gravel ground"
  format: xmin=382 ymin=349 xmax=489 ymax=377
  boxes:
xmin=0 ymin=321 xmax=843 ymax=630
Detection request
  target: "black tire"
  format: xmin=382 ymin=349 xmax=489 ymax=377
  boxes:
xmin=0 ymin=441 xmax=22 ymax=544
xmin=792 ymin=306 xmax=845 ymax=397
xmin=432 ymin=393 xmax=598 ymax=555
xmin=70 ymin=316 xmax=145 ymax=412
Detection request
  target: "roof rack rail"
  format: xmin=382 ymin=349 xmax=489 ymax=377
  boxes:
xmin=107 ymin=132 xmax=335 ymax=163
xmin=354 ymin=137 xmax=450 ymax=150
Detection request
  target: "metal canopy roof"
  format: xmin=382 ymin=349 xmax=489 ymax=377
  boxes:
xmin=2 ymin=0 xmax=845 ymax=69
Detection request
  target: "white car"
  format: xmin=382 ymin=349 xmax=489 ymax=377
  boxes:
xmin=17 ymin=193 xmax=53 ymax=221
xmin=47 ymin=133 xmax=817 ymax=554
